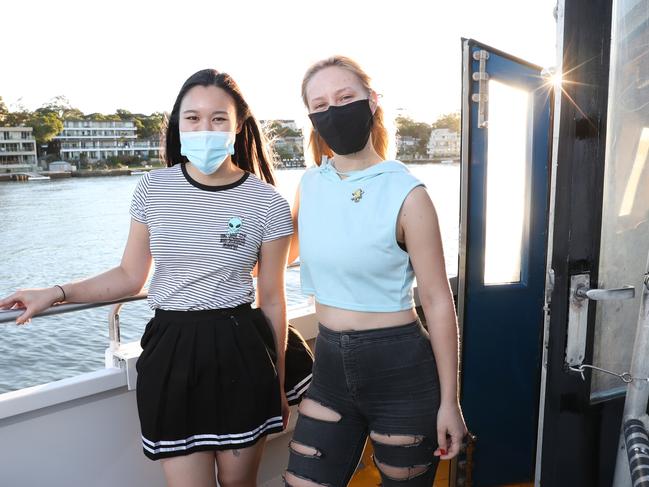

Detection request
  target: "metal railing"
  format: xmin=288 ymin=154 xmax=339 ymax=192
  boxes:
xmin=0 ymin=293 xmax=149 ymax=390
xmin=0 ymin=293 xmax=147 ymax=330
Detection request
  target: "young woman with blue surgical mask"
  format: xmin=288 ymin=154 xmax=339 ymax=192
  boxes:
xmin=0 ymin=69 xmax=311 ymax=487
xmin=284 ymin=56 xmax=467 ymax=487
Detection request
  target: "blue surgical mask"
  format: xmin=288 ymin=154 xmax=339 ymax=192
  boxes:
xmin=180 ymin=130 xmax=236 ymax=175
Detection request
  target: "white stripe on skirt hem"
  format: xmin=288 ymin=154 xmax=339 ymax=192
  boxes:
xmin=286 ymin=374 xmax=312 ymax=401
xmin=142 ymin=416 xmax=283 ymax=454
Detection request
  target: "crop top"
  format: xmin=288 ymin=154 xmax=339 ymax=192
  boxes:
xmin=298 ymin=160 xmax=423 ymax=312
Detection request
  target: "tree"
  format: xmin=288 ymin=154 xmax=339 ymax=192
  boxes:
xmin=395 ymin=116 xmax=432 ymax=158
xmin=132 ymin=117 xmax=145 ymax=135
xmin=4 ymin=110 xmax=31 ymax=127
xmin=395 ymin=116 xmax=431 ymax=140
xmin=42 ymin=96 xmax=84 ymax=120
xmin=431 ymin=112 xmax=460 ymax=132
xmin=265 ymin=120 xmax=302 ymax=138
xmin=65 ymin=109 xmax=85 ymax=121
xmin=30 ymin=112 xmax=63 ymax=148
xmin=274 ymin=145 xmax=293 ymax=160
xmin=109 ymin=110 xmax=164 ymax=139
xmin=115 ymin=109 xmax=133 ymax=120
xmin=0 ymin=96 xmax=8 ymax=124
xmin=137 ymin=112 xmax=165 ymax=139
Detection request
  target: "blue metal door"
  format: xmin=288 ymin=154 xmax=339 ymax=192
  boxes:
xmin=458 ymin=39 xmax=551 ymax=486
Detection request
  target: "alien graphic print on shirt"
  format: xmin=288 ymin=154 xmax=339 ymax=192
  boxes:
xmin=221 ymin=216 xmax=246 ymax=250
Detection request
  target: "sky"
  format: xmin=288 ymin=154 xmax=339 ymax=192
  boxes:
xmin=2 ymin=0 xmax=557 ymax=125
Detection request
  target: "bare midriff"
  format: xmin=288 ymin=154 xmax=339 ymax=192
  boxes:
xmin=315 ymin=302 xmax=419 ymax=331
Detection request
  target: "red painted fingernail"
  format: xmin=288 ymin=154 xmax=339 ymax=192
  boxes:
xmin=440 ymin=449 xmax=447 ymax=455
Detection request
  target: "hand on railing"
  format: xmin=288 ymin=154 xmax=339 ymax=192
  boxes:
xmin=0 ymin=287 xmax=65 ymax=325
xmin=0 ymin=292 xmax=148 ymax=325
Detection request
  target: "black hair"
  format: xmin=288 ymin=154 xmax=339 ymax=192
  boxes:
xmin=163 ymin=69 xmax=276 ymax=185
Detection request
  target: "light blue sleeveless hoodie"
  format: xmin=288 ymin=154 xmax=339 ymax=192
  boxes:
xmin=298 ymin=159 xmax=424 ymax=312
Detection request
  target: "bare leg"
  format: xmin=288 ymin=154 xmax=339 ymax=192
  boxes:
xmin=161 ymin=451 xmax=217 ymax=487
xmin=216 ymin=438 xmax=267 ymax=487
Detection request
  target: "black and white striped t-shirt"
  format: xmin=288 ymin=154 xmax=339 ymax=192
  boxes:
xmin=130 ymin=163 xmax=293 ymax=310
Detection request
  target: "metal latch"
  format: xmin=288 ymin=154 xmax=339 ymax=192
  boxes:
xmin=565 ymin=273 xmax=635 ymax=367
xmin=471 ymin=49 xmax=489 ymax=128
xmin=575 ymin=285 xmax=635 ymax=301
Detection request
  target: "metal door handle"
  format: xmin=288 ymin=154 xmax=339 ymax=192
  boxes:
xmin=566 ymin=276 xmax=635 ymax=367
xmin=575 ymin=285 xmax=635 ymax=301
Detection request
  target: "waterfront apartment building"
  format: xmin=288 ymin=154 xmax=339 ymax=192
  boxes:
xmin=261 ymin=119 xmax=305 ymax=165
xmin=0 ymin=127 xmax=38 ymax=173
xmin=427 ymin=128 xmax=460 ymax=159
xmin=54 ymin=120 xmax=160 ymax=163
xmin=396 ymin=135 xmax=420 ymax=154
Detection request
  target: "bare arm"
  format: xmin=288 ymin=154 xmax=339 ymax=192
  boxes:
xmin=399 ymin=186 xmax=467 ymax=458
xmin=256 ymin=235 xmax=291 ymax=425
xmin=253 ymin=187 xmax=299 ymax=277
xmin=287 ymin=187 xmax=300 ymax=265
xmin=0 ymin=219 xmax=152 ymax=324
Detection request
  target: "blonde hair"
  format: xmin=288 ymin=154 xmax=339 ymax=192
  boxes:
xmin=301 ymin=56 xmax=389 ymax=165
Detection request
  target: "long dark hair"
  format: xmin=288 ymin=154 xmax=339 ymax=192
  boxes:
xmin=164 ymin=69 xmax=276 ymax=185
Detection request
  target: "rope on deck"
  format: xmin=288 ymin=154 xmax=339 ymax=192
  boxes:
xmin=624 ymin=419 xmax=649 ymax=487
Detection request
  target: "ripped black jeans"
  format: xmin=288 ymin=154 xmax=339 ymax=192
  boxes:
xmin=286 ymin=320 xmax=441 ymax=487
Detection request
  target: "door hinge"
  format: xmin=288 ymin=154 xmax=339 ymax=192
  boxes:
xmin=471 ymin=49 xmax=490 ymax=128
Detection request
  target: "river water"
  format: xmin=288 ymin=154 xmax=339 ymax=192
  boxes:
xmin=0 ymin=163 xmax=459 ymax=394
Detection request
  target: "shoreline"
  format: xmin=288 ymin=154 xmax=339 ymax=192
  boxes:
xmin=0 ymin=167 xmax=160 ymax=182
xmin=0 ymin=159 xmax=457 ymax=183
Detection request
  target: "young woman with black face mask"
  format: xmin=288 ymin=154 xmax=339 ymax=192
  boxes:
xmin=0 ymin=69 xmax=312 ymax=487
xmin=284 ymin=56 xmax=467 ymax=487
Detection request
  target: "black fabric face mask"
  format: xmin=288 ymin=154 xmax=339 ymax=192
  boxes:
xmin=309 ymin=99 xmax=374 ymax=155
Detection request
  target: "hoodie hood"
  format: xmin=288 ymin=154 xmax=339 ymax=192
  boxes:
xmin=317 ymin=159 xmax=412 ymax=183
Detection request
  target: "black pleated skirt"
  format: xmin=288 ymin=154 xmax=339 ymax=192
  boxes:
xmin=135 ymin=303 xmax=311 ymax=460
